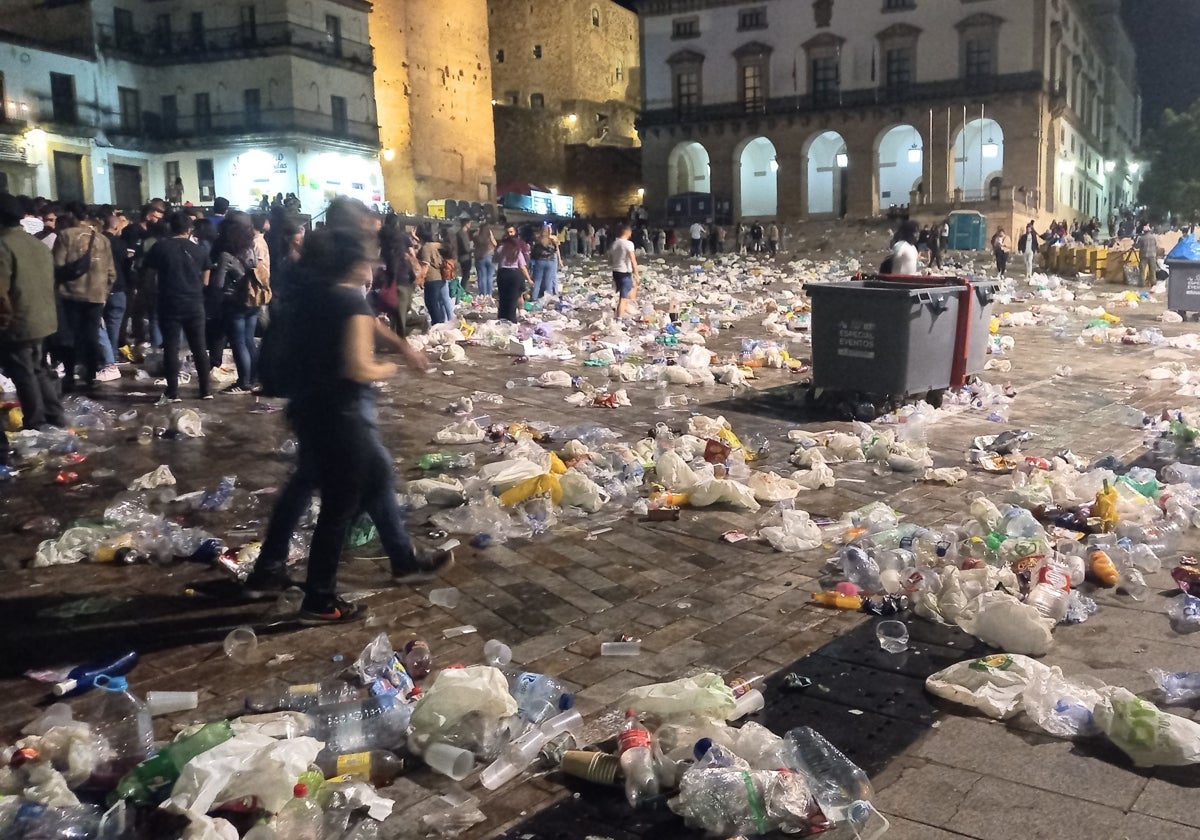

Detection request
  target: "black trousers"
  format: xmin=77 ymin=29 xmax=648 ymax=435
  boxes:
xmin=0 ymin=338 xmax=63 ymax=429
xmin=497 ymin=267 xmax=525 ymax=322
xmin=59 ymin=300 xmax=105 ymax=390
xmin=160 ymin=313 xmax=211 ymax=398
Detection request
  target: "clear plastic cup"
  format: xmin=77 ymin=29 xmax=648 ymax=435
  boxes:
xmin=483 ymin=639 xmax=512 ymax=667
xmin=223 ymin=626 xmax=259 ymax=664
xmin=876 ymin=621 xmax=909 ymax=654
xmin=423 ymin=742 xmax=475 ymax=780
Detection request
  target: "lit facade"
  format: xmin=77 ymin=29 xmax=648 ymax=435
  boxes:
xmin=636 ymin=0 xmax=1141 ymax=230
xmin=0 ymin=0 xmax=384 ymax=213
xmin=489 ymin=0 xmax=642 ymax=217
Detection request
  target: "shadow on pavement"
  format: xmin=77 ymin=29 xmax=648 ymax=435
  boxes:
xmin=496 ymin=616 xmax=991 ymax=839
xmin=0 ymin=580 xmax=298 ymax=676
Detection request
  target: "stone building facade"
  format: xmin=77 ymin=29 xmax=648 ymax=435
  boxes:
xmin=0 ymin=0 xmax=384 ymax=212
xmin=637 ymin=0 xmax=1141 ymax=234
xmin=489 ymin=0 xmax=642 ymax=217
xmin=371 ymin=0 xmax=497 ymax=216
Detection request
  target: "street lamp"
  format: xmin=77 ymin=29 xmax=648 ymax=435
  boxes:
xmin=769 ymin=158 xmax=779 ymax=173
xmin=907 ymin=144 xmax=922 ymax=163
xmin=982 ymin=138 xmax=999 ymax=159
xmin=1104 ymin=160 xmax=1116 ymax=173
xmin=836 ymin=152 xmax=848 ymax=168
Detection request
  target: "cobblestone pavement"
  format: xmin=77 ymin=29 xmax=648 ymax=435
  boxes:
xmin=1 ymin=257 xmax=1197 ymax=840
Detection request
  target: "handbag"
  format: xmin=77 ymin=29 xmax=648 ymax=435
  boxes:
xmin=55 ymin=230 xmax=95 ymax=285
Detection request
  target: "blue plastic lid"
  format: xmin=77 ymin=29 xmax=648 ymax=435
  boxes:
xmin=558 ymin=693 xmax=575 ymax=711
xmin=693 ymin=738 xmax=714 ymax=760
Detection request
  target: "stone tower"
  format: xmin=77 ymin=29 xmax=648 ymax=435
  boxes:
xmin=371 ymin=0 xmax=497 ymax=215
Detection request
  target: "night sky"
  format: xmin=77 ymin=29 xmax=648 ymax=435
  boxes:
xmin=612 ymin=0 xmax=1200 ymax=135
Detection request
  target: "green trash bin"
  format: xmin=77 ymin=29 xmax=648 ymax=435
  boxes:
xmin=805 ymin=277 xmax=999 ymax=396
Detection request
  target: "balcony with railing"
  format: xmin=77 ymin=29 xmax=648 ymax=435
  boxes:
xmin=96 ymin=21 xmax=373 ymax=70
xmin=639 ymin=71 xmax=1046 ymax=129
xmin=108 ymin=107 xmax=379 ymax=148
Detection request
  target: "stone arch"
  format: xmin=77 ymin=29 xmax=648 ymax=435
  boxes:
xmin=667 ymin=141 xmax=711 ymax=196
xmin=804 ymin=130 xmax=847 ymax=216
xmin=952 ymin=117 xmax=1004 ymax=196
xmin=875 ymin=123 xmax=923 ymax=210
xmin=735 ymin=135 xmax=778 ymax=218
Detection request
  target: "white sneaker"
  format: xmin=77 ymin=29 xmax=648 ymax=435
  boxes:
xmin=95 ymin=365 xmax=121 ymax=383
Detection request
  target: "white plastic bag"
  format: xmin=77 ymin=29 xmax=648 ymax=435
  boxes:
xmin=475 ymin=458 xmax=544 ymax=491
xmin=791 ymin=461 xmax=835 ymax=490
xmin=167 ymin=732 xmax=323 ymax=816
xmin=826 ymin=433 xmax=865 ymax=462
xmin=656 ymin=450 xmax=699 ymax=491
xmin=537 ymin=370 xmax=573 ymax=388
xmin=620 ymin=673 xmax=737 ymax=721
xmin=689 ymin=477 xmax=760 ymax=511
xmin=405 ymin=477 xmax=466 ymax=507
xmin=409 ymin=666 xmax=518 ymax=738
xmin=559 ymin=471 xmax=610 ymax=512
xmin=747 ymin=471 xmax=800 ymax=502
xmin=957 ymin=591 xmax=1055 ymax=656
xmin=758 ymin=509 xmax=823 ymax=553
xmin=678 ymin=345 xmax=712 ymax=370
xmin=925 ymin=654 xmax=1050 ymax=719
xmin=1021 ymin=666 xmax=1106 ymax=738
xmin=433 ymin=419 xmax=485 ymax=445
xmin=1094 ymin=687 xmax=1200 ymax=766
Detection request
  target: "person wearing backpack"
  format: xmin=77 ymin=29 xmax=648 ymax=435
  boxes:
xmin=375 ymin=214 xmax=418 ymax=336
xmin=52 ymin=204 xmax=115 ymax=393
xmin=211 ymin=213 xmax=268 ymax=394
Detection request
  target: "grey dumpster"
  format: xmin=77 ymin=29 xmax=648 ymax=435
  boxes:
xmin=1166 ymin=260 xmax=1200 ymax=315
xmin=805 ymin=278 xmax=1000 ymax=395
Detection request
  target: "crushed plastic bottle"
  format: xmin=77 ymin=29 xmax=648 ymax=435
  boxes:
xmin=618 ymin=710 xmax=659 ymax=808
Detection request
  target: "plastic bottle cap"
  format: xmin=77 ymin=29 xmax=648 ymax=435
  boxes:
xmin=558 ymin=693 xmax=575 ymax=711
xmin=97 ymin=675 xmax=128 ymax=691
xmin=51 ymin=678 xmax=78 ymax=697
xmin=293 ymin=783 xmax=308 ymax=798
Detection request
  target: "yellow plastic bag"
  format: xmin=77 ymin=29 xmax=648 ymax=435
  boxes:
xmin=498 ymin=473 xmax=563 ymax=507
xmin=548 ymin=452 xmax=568 ymax=475
xmin=1094 ymin=479 xmax=1118 ymax=533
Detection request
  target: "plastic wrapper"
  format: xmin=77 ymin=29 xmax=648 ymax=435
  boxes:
xmin=1150 ymin=670 xmax=1200 ymax=704
xmin=925 ymin=654 xmax=1051 ymax=720
xmin=409 ymin=666 xmax=518 ymax=739
xmin=670 ymin=767 xmax=813 ymax=837
xmin=1095 ymin=687 xmax=1200 ymax=767
xmin=1168 ymin=593 xmax=1200 ymax=634
xmin=32 ymin=526 xmax=113 ymax=567
xmin=497 ymin=474 xmax=563 ymax=507
xmin=430 ymin=496 xmax=519 ymax=542
xmin=128 ymin=465 xmax=177 ymax=490
xmin=619 ymin=673 xmax=737 ymax=722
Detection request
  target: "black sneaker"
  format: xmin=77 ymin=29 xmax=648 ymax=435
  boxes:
xmin=242 ymin=570 xmax=300 ymax=600
xmin=298 ymin=597 xmax=365 ymax=625
xmin=392 ymin=547 xmax=455 ymax=584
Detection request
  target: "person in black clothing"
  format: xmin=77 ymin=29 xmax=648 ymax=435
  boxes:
xmin=245 ymin=227 xmax=451 ymax=621
xmin=144 ymin=212 xmax=211 ymax=402
xmin=375 ymin=214 xmax=417 ymax=336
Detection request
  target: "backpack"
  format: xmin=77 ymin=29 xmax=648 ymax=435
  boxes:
xmin=55 ymin=230 xmax=95 ymax=285
xmin=440 ymin=255 xmax=457 ymax=281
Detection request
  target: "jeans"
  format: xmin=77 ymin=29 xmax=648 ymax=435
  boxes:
xmin=497 ymin=267 xmax=525 ymax=322
xmin=129 ymin=274 xmax=162 ymax=347
xmin=475 ymin=253 xmax=495 ymax=296
xmin=258 ymin=397 xmax=416 ymax=585
xmin=0 ymin=339 xmax=63 ymax=429
xmin=286 ymin=401 xmax=416 ymax=612
xmin=58 ymin=299 xmax=105 ymax=390
xmin=223 ymin=304 xmax=260 ymax=388
xmin=160 ymin=312 xmax=211 ymax=398
xmin=99 ymin=291 xmax=126 ymax=366
xmin=531 ymin=259 xmax=558 ymax=298
xmin=423 ymin=280 xmax=452 ymax=325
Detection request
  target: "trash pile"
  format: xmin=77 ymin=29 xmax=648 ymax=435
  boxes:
xmin=0 ymin=632 xmax=892 ymax=839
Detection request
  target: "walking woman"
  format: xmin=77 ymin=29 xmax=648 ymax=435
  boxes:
xmin=495 ymin=224 xmax=531 ymax=322
xmin=261 ymin=228 xmax=451 ymax=621
xmin=530 ymin=224 xmax=563 ymax=299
